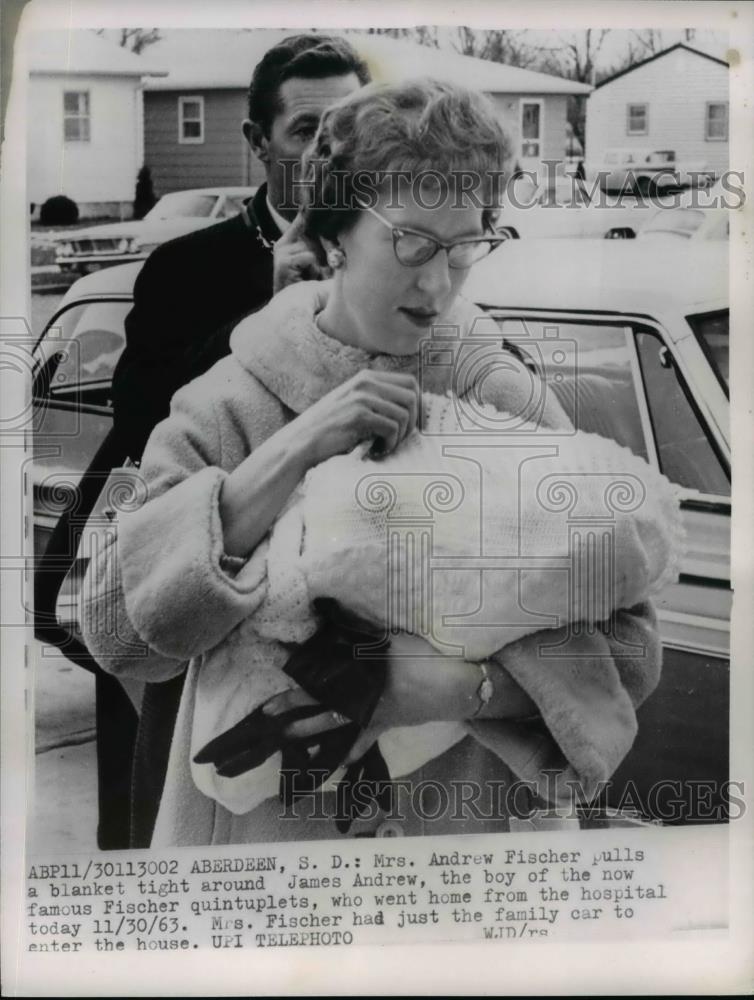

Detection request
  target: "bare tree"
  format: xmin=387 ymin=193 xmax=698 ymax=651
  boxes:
xmin=93 ymin=28 xmax=162 ymax=54
xmin=357 ymin=26 xmax=440 ymax=48
xmin=450 ymin=27 xmax=538 ymax=68
xmin=535 ymin=30 xmax=611 ymax=152
xmin=630 ymin=29 xmax=665 ymax=57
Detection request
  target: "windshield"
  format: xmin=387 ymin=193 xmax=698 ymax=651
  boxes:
xmin=687 ymin=310 xmax=729 ymax=394
xmin=145 ymin=191 xmax=218 ymax=220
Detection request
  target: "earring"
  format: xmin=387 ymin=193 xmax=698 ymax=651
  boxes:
xmin=326 ymin=248 xmax=346 ymax=270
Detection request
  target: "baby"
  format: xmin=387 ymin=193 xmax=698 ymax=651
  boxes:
xmin=190 ymin=391 xmax=683 ymax=814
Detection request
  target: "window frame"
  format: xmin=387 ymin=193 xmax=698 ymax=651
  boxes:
xmin=519 ymin=98 xmax=543 ymax=160
xmin=705 ymin=101 xmax=728 ymax=142
xmin=32 ymin=295 xmax=132 ymax=412
xmin=178 ymin=94 xmax=205 ymax=145
xmin=626 ymin=103 xmax=648 ymax=136
xmin=63 ymin=90 xmax=91 ymax=143
xmin=631 ymin=322 xmax=730 ymax=499
xmin=483 ymin=307 xmax=730 ymax=507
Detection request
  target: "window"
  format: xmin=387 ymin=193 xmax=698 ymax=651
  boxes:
xmin=634 ymin=328 xmax=729 ymax=496
xmin=145 ymin=191 xmax=217 ymax=220
xmin=494 ymin=318 xmax=649 ymax=459
xmin=63 ymin=91 xmax=90 ymax=142
xmin=687 ymin=310 xmax=729 ymax=396
xmin=626 ymin=104 xmax=648 ymax=135
xmin=520 ymin=101 xmax=541 ymax=159
xmin=490 ymin=316 xmax=729 ymax=498
xmin=705 ymin=102 xmax=728 ymax=141
xmin=38 ymin=300 xmax=129 ymax=395
xmin=32 ymin=300 xmax=130 ymax=560
xmin=178 ymin=95 xmax=204 ymax=144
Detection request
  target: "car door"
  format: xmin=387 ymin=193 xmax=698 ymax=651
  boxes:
xmin=481 ymin=309 xmax=731 ymax=824
xmin=32 ymin=292 xmax=137 ymax=848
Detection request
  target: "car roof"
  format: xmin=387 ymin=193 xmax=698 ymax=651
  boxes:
xmin=464 ymin=239 xmax=727 ymax=334
xmin=61 ymin=241 xmax=728 ymax=340
xmin=58 ymin=262 xmax=142 ymax=307
xmin=157 ymin=186 xmax=255 ymax=197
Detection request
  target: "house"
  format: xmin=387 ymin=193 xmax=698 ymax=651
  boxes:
xmin=27 ymin=31 xmax=166 ymax=219
xmin=585 ymin=44 xmax=729 ymax=178
xmin=140 ymin=30 xmax=591 ymax=196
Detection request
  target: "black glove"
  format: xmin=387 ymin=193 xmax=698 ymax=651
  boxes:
xmin=193 ymin=600 xmax=389 ymax=794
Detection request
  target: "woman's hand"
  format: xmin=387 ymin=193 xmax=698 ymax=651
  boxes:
xmin=219 ymin=369 xmax=420 ymax=558
xmin=293 ymin=370 xmax=421 ymax=467
xmin=264 ymin=633 xmax=480 ymax=762
xmin=263 ymin=632 xmax=539 ymax=768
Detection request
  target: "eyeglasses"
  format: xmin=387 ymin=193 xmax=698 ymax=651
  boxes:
xmin=362 ymin=205 xmax=505 ymax=269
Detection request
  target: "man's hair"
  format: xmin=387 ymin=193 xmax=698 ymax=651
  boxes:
xmin=301 ymin=77 xmax=511 ymax=241
xmin=248 ymin=33 xmax=371 ymax=135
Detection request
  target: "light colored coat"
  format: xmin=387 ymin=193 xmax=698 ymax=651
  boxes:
xmin=80 ymin=280 xmax=662 ymax=846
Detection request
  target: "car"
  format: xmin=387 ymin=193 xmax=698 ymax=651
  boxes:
xmin=603 ymin=180 xmax=733 ymax=242
xmin=464 ymin=238 xmax=730 ymax=822
xmin=31 ymin=241 xmax=730 ymax=827
xmin=633 ymin=179 xmax=731 ymax=242
xmin=495 ymin=173 xmax=669 ymax=240
xmin=53 ymin=187 xmax=256 ymax=274
xmin=586 ymin=148 xmax=714 ymax=194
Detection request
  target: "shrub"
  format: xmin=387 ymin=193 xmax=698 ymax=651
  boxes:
xmin=39 ymin=195 xmax=79 ymax=226
xmin=133 ymin=165 xmax=157 ymax=220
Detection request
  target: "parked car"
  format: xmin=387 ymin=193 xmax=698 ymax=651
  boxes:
xmin=635 ymin=179 xmax=730 ymax=242
xmin=495 ymin=173 xmax=669 ymax=240
xmin=604 ymin=179 xmax=732 ymax=241
xmin=463 ymin=238 xmax=730 ymax=821
xmin=586 ymin=148 xmax=714 ymax=193
xmin=53 ymin=187 xmax=255 ymax=274
xmin=32 ymin=240 xmax=731 ymax=826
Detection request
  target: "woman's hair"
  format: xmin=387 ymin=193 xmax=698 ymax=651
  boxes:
xmin=301 ymin=77 xmax=510 ymax=242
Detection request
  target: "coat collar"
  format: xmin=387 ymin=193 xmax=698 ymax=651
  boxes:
xmin=229 ymin=281 xmax=424 ymax=414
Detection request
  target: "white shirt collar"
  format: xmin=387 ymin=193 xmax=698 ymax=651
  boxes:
xmin=266 ymin=195 xmax=291 ymax=236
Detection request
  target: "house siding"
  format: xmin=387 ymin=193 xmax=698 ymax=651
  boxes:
xmin=490 ymin=93 xmax=570 ymax=172
xmin=142 ymin=89 xmax=572 ymax=196
xmin=144 ymin=89 xmax=261 ymax=196
xmin=586 ymin=48 xmax=728 ymax=176
xmin=28 ymin=74 xmax=142 ymax=214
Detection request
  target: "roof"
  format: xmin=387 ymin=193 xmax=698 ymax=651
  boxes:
xmin=463 ymin=238 xmax=727 ymax=330
xmin=28 ymin=29 xmax=168 ymax=77
xmin=595 ymin=43 xmax=728 ymax=90
xmin=59 ymin=262 xmax=142 ymax=308
xmin=140 ymin=29 xmax=591 ymax=95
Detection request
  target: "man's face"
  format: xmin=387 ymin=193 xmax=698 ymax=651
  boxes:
xmin=248 ymin=73 xmax=362 ymax=219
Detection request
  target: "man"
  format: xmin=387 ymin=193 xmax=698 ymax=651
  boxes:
xmin=111 ymin=33 xmax=370 ymax=462
xmin=104 ymin=34 xmax=369 ymax=848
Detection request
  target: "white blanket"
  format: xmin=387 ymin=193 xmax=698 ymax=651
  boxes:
xmin=192 ymin=393 xmax=683 ymax=814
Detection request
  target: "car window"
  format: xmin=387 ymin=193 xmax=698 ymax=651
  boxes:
xmin=493 ymin=318 xmax=649 ymax=459
xmin=44 ymin=301 xmax=130 ymax=391
xmin=32 ymin=299 xmax=129 ymax=562
xmin=144 ymin=191 xmax=217 ymax=220
xmin=218 ymin=194 xmax=247 ymax=217
xmin=634 ymin=328 xmax=729 ymax=496
xmin=686 ymin=310 xmax=729 ymax=395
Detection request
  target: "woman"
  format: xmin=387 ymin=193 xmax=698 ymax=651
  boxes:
xmin=81 ymin=79 xmax=661 ymax=846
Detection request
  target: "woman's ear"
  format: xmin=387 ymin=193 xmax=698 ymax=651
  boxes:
xmin=243 ymin=120 xmax=269 ymax=165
